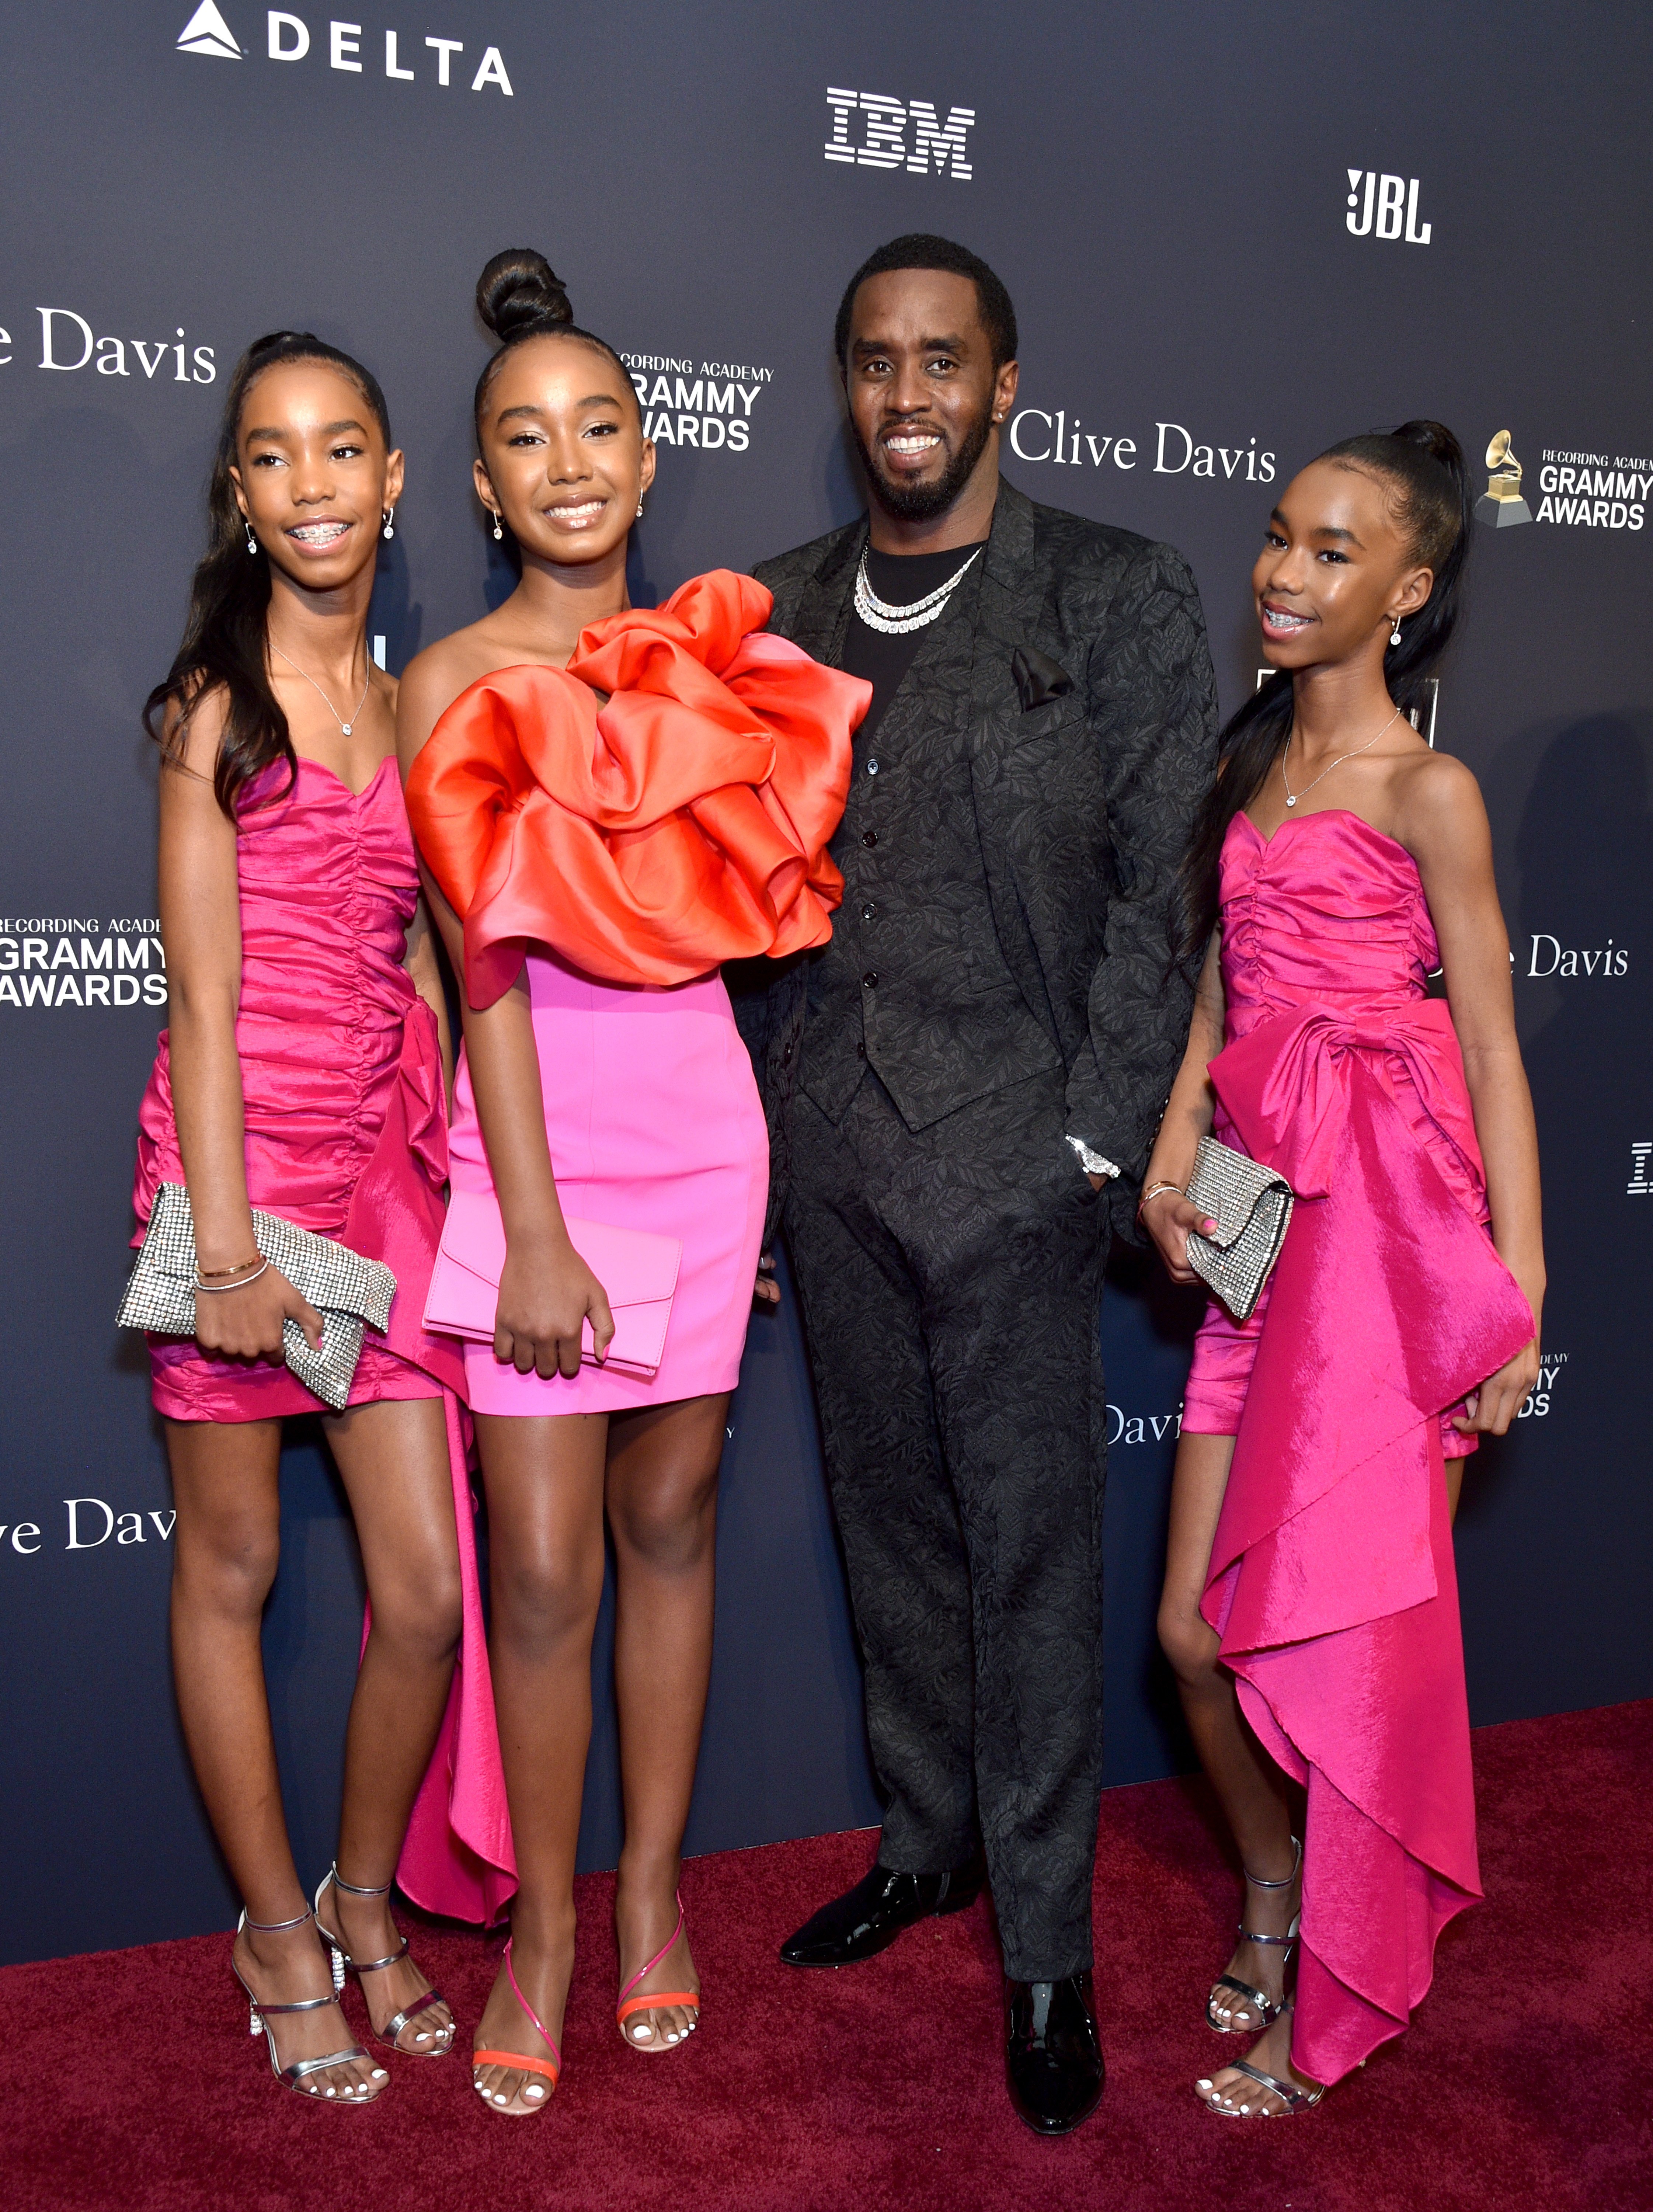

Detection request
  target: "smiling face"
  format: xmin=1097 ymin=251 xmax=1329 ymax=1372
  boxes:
xmin=843 ymin=269 xmax=1017 ymax=524
xmin=474 ymin=335 xmax=654 ymax=568
xmin=1254 ymin=459 xmax=1436 ymax=671
xmin=230 ymin=358 xmax=401 ymax=591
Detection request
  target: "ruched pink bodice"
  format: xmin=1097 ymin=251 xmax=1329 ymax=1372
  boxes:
xmin=136 ymin=756 xmax=440 ymax=1244
xmin=1189 ymin=807 xmax=1534 ymax=2087
xmin=1214 ymin=809 xmax=1483 ymax=1220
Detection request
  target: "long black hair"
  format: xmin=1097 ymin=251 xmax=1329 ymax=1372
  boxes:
xmin=471 ymin=248 xmax=637 ymax=450
xmin=144 ymin=331 xmax=393 ymax=818
xmin=1177 ymin=418 xmax=1471 ymax=964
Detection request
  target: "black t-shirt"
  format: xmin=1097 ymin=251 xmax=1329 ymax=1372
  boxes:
xmin=841 ymin=542 xmax=988 ymax=747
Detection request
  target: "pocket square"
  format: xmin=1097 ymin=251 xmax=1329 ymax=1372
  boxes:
xmin=1010 ymin=644 xmax=1076 ymax=711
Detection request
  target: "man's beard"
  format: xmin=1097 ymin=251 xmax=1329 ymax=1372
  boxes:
xmin=853 ymin=403 xmax=994 ymax=524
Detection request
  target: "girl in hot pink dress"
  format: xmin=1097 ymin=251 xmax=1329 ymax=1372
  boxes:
xmin=1143 ymin=424 xmax=1543 ymax=2116
xmin=136 ymin=334 xmax=509 ymax=2108
xmin=398 ymin=251 xmax=863 ymax=2118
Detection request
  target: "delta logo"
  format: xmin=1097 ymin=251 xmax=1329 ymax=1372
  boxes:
xmin=176 ymin=5 xmax=514 ymax=93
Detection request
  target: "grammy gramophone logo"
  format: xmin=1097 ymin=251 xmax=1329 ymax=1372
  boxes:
xmin=1475 ymin=431 xmax=1532 ymax=530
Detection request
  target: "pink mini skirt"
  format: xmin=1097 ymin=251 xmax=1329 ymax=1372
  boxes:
xmin=445 ymin=952 xmax=768 ymax=1416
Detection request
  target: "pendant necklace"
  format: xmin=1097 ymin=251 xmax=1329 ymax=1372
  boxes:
xmin=270 ymin=643 xmax=373 ymax=736
xmin=853 ymin=545 xmax=981 ymax=636
xmin=1280 ymin=703 xmax=1403 ymax=808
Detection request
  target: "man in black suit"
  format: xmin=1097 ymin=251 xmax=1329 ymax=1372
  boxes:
xmin=735 ymin=235 xmax=1216 ymax=2133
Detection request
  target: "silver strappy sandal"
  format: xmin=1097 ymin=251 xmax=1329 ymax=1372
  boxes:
xmin=232 ymin=1906 xmax=383 ymax=2101
xmin=1198 ymin=2000 xmax=1327 ymax=2117
xmin=1207 ymin=1835 xmax=1301 ymax=2032
xmin=314 ymin=1865 xmax=455 ymax=2057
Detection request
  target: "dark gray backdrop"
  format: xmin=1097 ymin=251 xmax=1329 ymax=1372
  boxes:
xmin=2 ymin=1 xmax=1647 ymax=1966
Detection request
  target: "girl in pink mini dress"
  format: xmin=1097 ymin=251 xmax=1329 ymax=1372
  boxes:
xmin=138 ymin=333 xmax=508 ymax=2107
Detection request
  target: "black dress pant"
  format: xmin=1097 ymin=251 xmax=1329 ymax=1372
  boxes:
xmin=784 ymin=1067 xmax=1108 ymax=1980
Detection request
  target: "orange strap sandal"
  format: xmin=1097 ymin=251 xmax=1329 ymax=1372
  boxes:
xmin=616 ymin=1891 xmax=700 ymax=2050
xmin=473 ymin=1939 xmax=562 ymax=2114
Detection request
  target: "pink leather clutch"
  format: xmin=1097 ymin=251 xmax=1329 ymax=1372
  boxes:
xmin=424 ymin=1188 xmax=682 ymax=1378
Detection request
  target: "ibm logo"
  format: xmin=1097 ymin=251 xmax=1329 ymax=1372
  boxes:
xmin=1629 ymin=1143 xmax=1652 ymax=1197
xmin=825 ymin=89 xmax=974 ymax=179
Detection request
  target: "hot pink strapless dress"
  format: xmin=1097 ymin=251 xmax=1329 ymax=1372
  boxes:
xmin=132 ymin=754 xmax=514 ymax=1923
xmin=1187 ymin=810 xmax=1533 ymax=2086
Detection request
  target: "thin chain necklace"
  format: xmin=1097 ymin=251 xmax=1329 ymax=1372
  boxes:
xmin=1280 ymin=703 xmax=1404 ymax=808
xmin=853 ymin=545 xmax=981 ymax=636
xmin=269 ymin=642 xmax=373 ymax=736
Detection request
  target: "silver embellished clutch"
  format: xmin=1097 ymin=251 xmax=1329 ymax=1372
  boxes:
xmin=1183 ymin=1135 xmax=1294 ymax=1321
xmin=116 ymin=1181 xmax=396 ymax=1411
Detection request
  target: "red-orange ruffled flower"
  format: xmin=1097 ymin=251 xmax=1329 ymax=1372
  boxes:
xmin=406 ymin=570 xmax=867 ymax=1003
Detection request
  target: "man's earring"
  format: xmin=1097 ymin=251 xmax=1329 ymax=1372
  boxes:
xmin=490 ymin=509 xmax=503 ymax=541
xmin=1389 ymin=616 xmax=1403 ymax=646
xmin=382 ymin=507 xmax=395 ymax=541
xmin=244 ymin=518 xmax=258 ymax=556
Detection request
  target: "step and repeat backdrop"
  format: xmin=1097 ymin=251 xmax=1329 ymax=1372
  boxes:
xmin=2 ymin=3 xmax=1647 ymax=1963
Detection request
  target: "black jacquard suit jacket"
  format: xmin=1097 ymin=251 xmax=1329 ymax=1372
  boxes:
xmin=732 ymin=477 xmax=1218 ymax=1245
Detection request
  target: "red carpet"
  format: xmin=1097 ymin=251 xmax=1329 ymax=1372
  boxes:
xmin=5 ymin=1702 xmax=1647 ymax=2212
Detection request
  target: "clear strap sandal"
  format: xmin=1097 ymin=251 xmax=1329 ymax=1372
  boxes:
xmin=231 ymin=1906 xmax=382 ymax=2102
xmin=313 ymin=1866 xmax=454 ymax=2056
xmin=1207 ymin=1836 xmax=1301 ymax=2033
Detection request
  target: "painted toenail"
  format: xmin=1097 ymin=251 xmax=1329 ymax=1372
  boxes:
xmin=667 ymin=2031 xmax=679 ymax=2042
xmin=372 ymin=2068 xmax=386 ymax=2079
xmin=525 ymin=2084 xmax=544 ymax=2099
xmin=633 ymin=2023 xmax=651 ymax=2039
xmin=493 ymin=2093 xmax=507 ymax=2104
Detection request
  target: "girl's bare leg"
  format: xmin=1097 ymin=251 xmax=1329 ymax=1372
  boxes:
xmin=1157 ymin=1430 xmax=1319 ymax=2111
xmin=166 ymin=1417 xmax=382 ymax=2101
xmin=469 ymin=1411 xmax=609 ymax=2114
xmin=606 ymin=1393 xmax=727 ymax=2049
xmin=317 ymin=1394 xmax=463 ymax=2054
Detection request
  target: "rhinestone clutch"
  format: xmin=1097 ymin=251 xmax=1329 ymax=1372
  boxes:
xmin=116 ymin=1181 xmax=396 ymax=1411
xmin=1183 ymin=1135 xmax=1294 ymax=1321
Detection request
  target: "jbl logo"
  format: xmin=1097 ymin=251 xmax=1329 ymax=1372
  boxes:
xmin=1346 ymin=170 xmax=1431 ymax=243
xmin=825 ymin=90 xmax=974 ymax=178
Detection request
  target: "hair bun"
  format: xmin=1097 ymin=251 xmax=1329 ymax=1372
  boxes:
xmin=476 ymin=249 xmax=573 ymax=342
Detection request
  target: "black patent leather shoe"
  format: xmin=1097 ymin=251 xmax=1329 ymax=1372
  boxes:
xmin=1005 ymin=1971 xmax=1105 ymax=2134
xmin=779 ymin=1851 xmax=986 ymax=1967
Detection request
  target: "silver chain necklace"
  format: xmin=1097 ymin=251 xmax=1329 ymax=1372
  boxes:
xmin=853 ymin=545 xmax=982 ymax=636
xmin=269 ymin=642 xmax=373 ymax=737
xmin=1280 ymin=704 xmax=1403 ymax=808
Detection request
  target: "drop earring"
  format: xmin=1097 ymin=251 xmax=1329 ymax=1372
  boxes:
xmin=635 ymin=498 xmax=644 ymax=520
xmin=382 ymin=507 xmax=395 ymax=541
xmin=490 ymin=509 xmax=503 ymax=541
xmin=244 ymin=519 xmax=258 ymax=556
xmin=1389 ymin=616 xmax=1403 ymax=646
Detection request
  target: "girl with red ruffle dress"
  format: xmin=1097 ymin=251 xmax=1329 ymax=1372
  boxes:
xmin=137 ymin=334 xmax=511 ymax=2108
xmin=398 ymin=250 xmax=866 ymax=2118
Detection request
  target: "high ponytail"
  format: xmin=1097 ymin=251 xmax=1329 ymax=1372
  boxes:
xmin=143 ymin=330 xmax=392 ymax=818
xmin=1176 ymin=418 xmax=1471 ymax=965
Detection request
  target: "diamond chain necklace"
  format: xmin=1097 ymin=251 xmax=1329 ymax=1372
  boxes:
xmin=269 ymin=642 xmax=374 ymax=737
xmin=853 ymin=545 xmax=982 ymax=636
xmin=1280 ymin=703 xmax=1404 ymax=808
